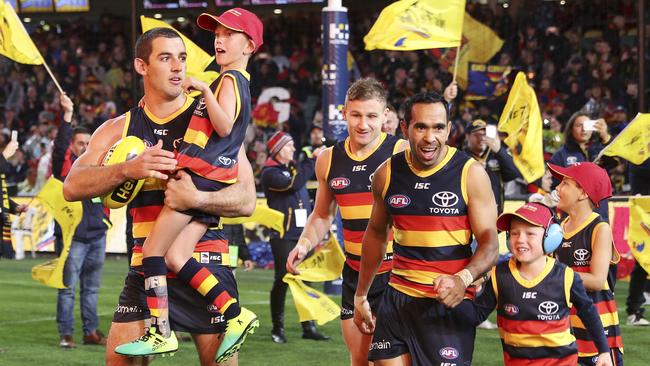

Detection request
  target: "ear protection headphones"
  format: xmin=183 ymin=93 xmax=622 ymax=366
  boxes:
xmin=506 ymin=206 xmax=563 ymax=254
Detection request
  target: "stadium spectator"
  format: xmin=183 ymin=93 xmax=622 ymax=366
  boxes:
xmin=52 ymin=94 xmax=108 ymax=348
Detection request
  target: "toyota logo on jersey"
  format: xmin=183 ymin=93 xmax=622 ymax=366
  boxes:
xmin=432 ymin=191 xmax=459 ymax=208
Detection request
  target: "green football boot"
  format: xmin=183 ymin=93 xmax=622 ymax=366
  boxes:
xmin=114 ymin=327 xmax=178 ymax=357
xmin=215 ymin=307 xmax=259 ymax=363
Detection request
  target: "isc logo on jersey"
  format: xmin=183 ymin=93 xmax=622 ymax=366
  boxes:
xmin=330 ymin=177 xmax=350 ymax=190
xmin=388 ymin=194 xmax=410 ymax=208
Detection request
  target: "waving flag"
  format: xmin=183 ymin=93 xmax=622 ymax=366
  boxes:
xmin=364 ymin=0 xmax=465 ymax=51
xmin=0 ymin=0 xmax=44 ymax=65
xmin=597 ymin=113 xmax=650 ymax=165
xmin=498 ymin=72 xmax=544 ymax=183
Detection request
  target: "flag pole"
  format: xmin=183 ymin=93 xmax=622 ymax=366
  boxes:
xmin=40 ymin=61 xmax=65 ymax=95
xmin=10 ymin=6 xmax=65 ymax=94
xmin=452 ymin=44 xmax=461 ymax=83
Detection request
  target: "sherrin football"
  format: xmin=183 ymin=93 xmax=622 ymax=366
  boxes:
xmin=101 ymin=136 xmax=146 ymax=209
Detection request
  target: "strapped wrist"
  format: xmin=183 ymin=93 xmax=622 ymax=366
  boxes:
xmin=455 ymin=269 xmax=473 ymax=288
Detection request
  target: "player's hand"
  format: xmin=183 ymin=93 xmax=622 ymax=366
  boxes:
xmin=243 ymin=260 xmax=255 ymax=271
xmin=286 ymin=244 xmax=309 ymax=274
xmin=164 ymin=170 xmax=199 ymax=211
xmin=124 ymin=139 xmax=177 ymax=180
xmin=353 ymin=295 xmax=375 ymax=335
xmin=433 ymin=275 xmax=466 ymax=308
xmin=182 ymin=76 xmax=208 ymax=94
xmin=443 ymin=81 xmax=458 ymax=102
xmin=595 ymin=352 xmax=613 ymax=366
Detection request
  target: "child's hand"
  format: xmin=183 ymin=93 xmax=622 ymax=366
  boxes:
xmin=181 ymin=76 xmax=208 ymax=94
xmin=594 ymin=352 xmax=613 ymax=366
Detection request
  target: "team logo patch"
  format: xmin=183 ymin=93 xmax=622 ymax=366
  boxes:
xmin=504 ymin=304 xmax=519 ymax=315
xmin=574 ymin=249 xmax=590 ymax=261
xmin=538 ymin=301 xmax=559 ymax=315
xmin=388 ymin=194 xmax=411 ymax=208
xmin=329 ymin=177 xmax=350 ymax=189
xmin=439 ymin=347 xmax=459 ymax=360
xmin=432 ymin=191 xmax=459 ymax=208
xmin=218 ymin=156 xmax=235 ymax=166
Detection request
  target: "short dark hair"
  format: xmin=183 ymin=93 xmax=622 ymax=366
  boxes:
xmin=345 ymin=77 xmax=388 ymax=107
xmin=72 ymin=125 xmax=91 ymax=137
xmin=402 ymin=92 xmax=449 ymax=127
xmin=135 ymin=28 xmax=183 ymax=64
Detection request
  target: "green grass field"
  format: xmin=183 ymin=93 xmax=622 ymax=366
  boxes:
xmin=0 ymin=257 xmax=647 ymax=365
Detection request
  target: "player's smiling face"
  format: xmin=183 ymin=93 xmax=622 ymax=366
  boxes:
xmin=343 ymin=98 xmax=387 ymax=148
xmin=138 ymin=36 xmax=187 ymax=100
xmin=402 ymin=102 xmax=450 ymax=170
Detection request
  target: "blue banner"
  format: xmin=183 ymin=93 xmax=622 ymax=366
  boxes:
xmin=322 ymin=9 xmax=349 ymax=141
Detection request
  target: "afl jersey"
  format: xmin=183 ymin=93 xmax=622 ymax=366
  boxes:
xmin=123 ymin=97 xmax=230 ymax=273
xmin=326 ymin=133 xmax=403 ymax=273
xmin=384 ymin=147 xmax=475 ymax=298
xmin=554 ymin=213 xmax=623 ymax=356
xmin=176 ymin=69 xmax=251 ymax=184
xmin=494 ymin=258 xmax=577 ymax=365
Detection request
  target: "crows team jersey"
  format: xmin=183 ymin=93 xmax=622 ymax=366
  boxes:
xmin=326 ymin=133 xmax=403 ymax=273
xmin=554 ymin=213 xmax=623 ymax=357
xmin=123 ymin=97 xmax=230 ymax=273
xmin=494 ymin=258 xmax=578 ymax=365
xmin=384 ymin=147 xmax=475 ymax=298
xmin=176 ymin=69 xmax=251 ymax=184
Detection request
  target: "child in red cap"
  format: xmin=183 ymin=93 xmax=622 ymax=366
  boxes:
xmin=116 ymin=8 xmax=263 ymax=361
xmin=466 ymin=202 xmax=613 ymax=366
xmin=548 ymin=162 xmax=624 ymax=365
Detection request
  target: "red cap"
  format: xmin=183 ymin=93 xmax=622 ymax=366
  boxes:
xmin=496 ymin=202 xmax=554 ymax=231
xmin=547 ymin=162 xmax=612 ymax=207
xmin=197 ymin=8 xmax=264 ymax=52
xmin=267 ymin=131 xmax=292 ymax=157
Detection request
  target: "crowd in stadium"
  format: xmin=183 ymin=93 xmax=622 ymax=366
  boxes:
xmin=0 ymin=1 xmax=645 ymax=197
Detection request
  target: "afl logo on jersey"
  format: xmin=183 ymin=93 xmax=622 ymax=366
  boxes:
xmin=388 ymin=194 xmax=410 ymax=208
xmin=439 ymin=347 xmax=458 ymax=360
xmin=504 ymin=303 xmax=519 ymax=316
xmin=330 ymin=177 xmax=350 ymax=190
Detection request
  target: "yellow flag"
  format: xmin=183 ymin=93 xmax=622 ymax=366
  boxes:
xmin=31 ymin=178 xmax=82 ymax=289
xmin=221 ymin=200 xmax=285 ymax=237
xmin=454 ymin=12 xmax=503 ymax=88
xmin=283 ymin=234 xmax=345 ymax=324
xmin=498 ymin=72 xmax=544 ymax=183
xmin=0 ymin=0 xmax=44 ymax=65
xmin=629 ymin=197 xmax=650 ymax=273
xmin=597 ymin=113 xmax=650 ymax=165
xmin=140 ymin=16 xmax=218 ymax=89
xmin=364 ymin=0 xmax=466 ymax=51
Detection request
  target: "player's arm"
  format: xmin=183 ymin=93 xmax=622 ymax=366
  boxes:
xmin=164 ymin=146 xmax=256 ymax=217
xmin=63 ymin=116 xmax=177 ymax=201
xmin=354 ymin=161 xmax=391 ymax=334
xmin=286 ymin=147 xmax=337 ymax=274
xmin=184 ymin=75 xmax=237 ymax=137
xmin=435 ymin=161 xmax=498 ymax=307
xmin=569 ymin=270 xmax=612 ymax=365
xmin=578 ymin=222 xmax=613 ymax=291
